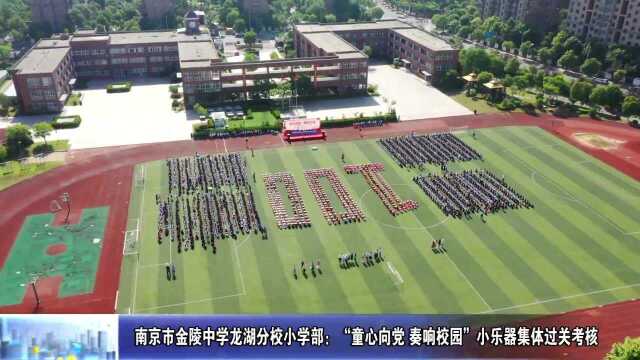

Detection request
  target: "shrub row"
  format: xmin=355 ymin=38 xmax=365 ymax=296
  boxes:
xmin=52 ymin=115 xmax=82 ymax=129
xmin=322 ymin=112 xmax=398 ymax=128
xmin=106 ymin=81 xmax=133 ymax=93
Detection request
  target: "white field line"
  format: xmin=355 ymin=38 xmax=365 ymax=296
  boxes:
xmin=131 ymin=164 xmax=146 ymax=314
xmin=223 ymin=138 xmax=228 ymax=153
xmin=386 ymin=262 xmax=404 ymax=285
xmin=444 ymin=252 xmax=493 ymax=312
xmin=115 ymin=290 xmax=119 ymax=311
xmin=481 ymin=282 xmax=640 ymax=314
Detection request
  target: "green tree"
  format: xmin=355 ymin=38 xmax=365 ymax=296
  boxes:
xmin=6 ymin=124 xmax=33 ymax=158
xmin=502 ymin=40 xmax=515 ymax=53
xmin=557 ymin=50 xmax=580 ymax=70
xmin=362 ymin=45 xmax=373 ymax=57
xmin=606 ymin=337 xmax=640 ymax=360
xmin=251 ymin=79 xmax=275 ymax=100
xmin=459 ymin=48 xmax=491 ymax=74
xmin=324 ymin=14 xmax=337 ymax=23
xmin=613 ymin=69 xmax=627 ymax=84
xmin=622 ymin=96 xmax=640 ymax=118
xmin=477 ymin=71 xmax=494 ymax=85
xmin=537 ymin=47 xmax=554 ymax=66
xmin=504 ymin=58 xmax=520 ymax=76
xmin=519 ymin=41 xmax=534 ymax=58
xmin=244 ymin=30 xmax=257 ymax=48
xmin=570 ymin=81 xmax=594 ymax=104
xmin=33 ymin=122 xmax=54 ymax=146
xmin=0 ymin=144 xmax=7 ymax=162
xmin=435 ymin=69 xmax=463 ymax=91
xmin=580 ymin=58 xmax=602 ymax=77
xmin=233 ymin=18 xmax=246 ymax=33
xmin=370 ymin=7 xmax=384 ymax=20
xmin=590 ymin=85 xmax=624 ymax=112
xmin=293 ymin=74 xmax=314 ymax=96
xmin=543 ymin=75 xmax=570 ymax=97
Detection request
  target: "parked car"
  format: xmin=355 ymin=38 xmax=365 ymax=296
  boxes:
xmin=592 ymin=77 xmax=609 ymax=85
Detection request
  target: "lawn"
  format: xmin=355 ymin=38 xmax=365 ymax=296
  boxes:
xmin=0 ymin=161 xmax=64 ymax=191
xmin=450 ymin=91 xmax=503 ymax=114
xmin=65 ymin=93 xmax=82 ymax=106
xmin=29 ymin=140 xmax=70 ymax=155
xmin=227 ymin=110 xmax=280 ymax=131
xmin=117 ymin=126 xmax=640 ymax=314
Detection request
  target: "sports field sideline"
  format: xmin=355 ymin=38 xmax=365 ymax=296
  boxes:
xmin=116 ymin=126 xmax=640 ymax=314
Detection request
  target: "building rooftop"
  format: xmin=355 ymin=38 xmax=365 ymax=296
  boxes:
xmin=295 ymin=20 xmax=413 ymax=34
xmin=35 ymin=38 xmax=70 ymax=49
xmin=391 ymin=28 xmax=454 ymax=51
xmin=302 ymin=32 xmax=360 ymax=54
xmin=12 ymin=47 xmax=70 ymax=75
xmin=178 ymin=41 xmax=219 ymax=68
xmin=109 ymin=30 xmax=211 ymax=45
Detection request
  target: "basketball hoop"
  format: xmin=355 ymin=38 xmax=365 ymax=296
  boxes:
xmin=49 ymin=200 xmax=63 ymax=213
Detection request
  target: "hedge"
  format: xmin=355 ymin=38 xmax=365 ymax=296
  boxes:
xmin=322 ymin=112 xmax=398 ymax=128
xmin=106 ymin=81 xmax=133 ymax=93
xmin=52 ymin=115 xmax=82 ymax=129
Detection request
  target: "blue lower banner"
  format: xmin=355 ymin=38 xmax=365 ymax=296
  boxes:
xmin=118 ymin=315 xmax=601 ymax=359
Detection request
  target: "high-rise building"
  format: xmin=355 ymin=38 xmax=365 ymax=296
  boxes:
xmin=141 ymin=0 xmax=176 ymax=22
xmin=566 ymin=0 xmax=640 ymax=46
xmin=97 ymin=331 xmax=107 ymax=354
xmin=30 ymin=0 xmax=71 ymax=33
xmin=477 ymin=0 xmax=569 ymax=33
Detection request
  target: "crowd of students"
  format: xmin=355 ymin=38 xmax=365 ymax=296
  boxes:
xmin=304 ymin=168 xmax=366 ymax=225
xmin=379 ymin=133 xmax=482 ymax=168
xmin=167 ymin=153 xmax=248 ymax=196
xmin=344 ymin=163 xmax=418 ymax=216
xmin=264 ymin=172 xmax=311 ymax=230
xmin=413 ymin=170 xmax=534 ymax=219
xmin=157 ymin=153 xmax=266 ymax=255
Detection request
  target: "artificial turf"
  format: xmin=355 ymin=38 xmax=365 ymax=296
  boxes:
xmin=0 ymin=207 xmax=109 ymax=306
xmin=117 ymin=126 xmax=640 ymax=314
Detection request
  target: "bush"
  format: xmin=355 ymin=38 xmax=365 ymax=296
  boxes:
xmin=0 ymin=145 xmax=7 ymax=162
xmin=52 ymin=115 xmax=82 ymax=129
xmin=497 ymin=98 xmax=518 ymax=111
xmin=6 ymin=124 xmax=33 ymax=158
xmin=520 ymin=101 xmax=536 ymax=115
xmin=367 ymin=84 xmax=379 ymax=95
xmin=589 ymin=107 xmax=599 ymax=119
xmin=322 ymin=112 xmax=398 ymax=128
xmin=553 ymin=103 xmax=579 ymax=118
xmin=169 ymin=85 xmax=179 ymax=94
xmin=106 ymin=81 xmax=132 ymax=93
xmin=193 ymin=103 xmax=208 ymax=117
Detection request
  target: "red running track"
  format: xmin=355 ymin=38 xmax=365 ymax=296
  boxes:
xmin=0 ymin=112 xmax=637 ymax=357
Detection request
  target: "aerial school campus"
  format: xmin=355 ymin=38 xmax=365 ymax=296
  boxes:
xmin=0 ymin=0 xmax=640 ymax=358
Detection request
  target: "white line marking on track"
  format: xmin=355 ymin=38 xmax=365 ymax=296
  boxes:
xmin=131 ymin=163 xmax=146 ymax=314
xmin=481 ymin=282 xmax=640 ymax=314
xmin=223 ymin=138 xmax=228 ymax=153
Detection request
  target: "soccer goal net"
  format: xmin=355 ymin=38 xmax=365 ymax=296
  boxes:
xmin=135 ymin=165 xmax=145 ymax=187
xmin=123 ymin=218 xmax=139 ymax=256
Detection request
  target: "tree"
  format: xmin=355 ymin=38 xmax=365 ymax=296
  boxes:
xmin=622 ymin=96 xmax=640 ymax=118
xmin=504 ymin=58 xmax=520 ymax=76
xmin=502 ymin=40 xmax=515 ymax=53
xmin=435 ymin=69 xmax=463 ymax=91
xmin=543 ymin=75 xmax=570 ymax=97
xmin=293 ymin=74 xmax=314 ymax=96
xmin=477 ymin=71 xmax=494 ymax=85
xmin=362 ymin=45 xmax=373 ymax=57
xmin=251 ymin=79 xmax=274 ymax=100
xmin=6 ymin=124 xmax=33 ymax=158
xmin=370 ymin=7 xmax=384 ymax=20
xmin=33 ymin=122 xmax=54 ymax=146
xmin=606 ymin=337 xmax=640 ymax=360
xmin=243 ymin=30 xmax=257 ymax=48
xmin=519 ymin=41 xmax=534 ymax=58
xmin=0 ymin=145 xmax=7 ymax=162
xmin=613 ymin=69 xmax=627 ymax=84
xmin=537 ymin=47 xmax=554 ymax=66
xmin=570 ymin=81 xmax=594 ymax=104
xmin=590 ymin=85 xmax=624 ymax=112
xmin=557 ymin=50 xmax=580 ymax=70
xmin=233 ymin=18 xmax=246 ymax=33
xmin=0 ymin=43 xmax=11 ymax=63
xmin=324 ymin=14 xmax=337 ymax=23
xmin=580 ymin=58 xmax=602 ymax=77
xmin=459 ymin=48 xmax=491 ymax=74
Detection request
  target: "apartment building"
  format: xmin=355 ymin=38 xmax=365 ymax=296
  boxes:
xmin=477 ymin=0 xmax=569 ymax=33
xmin=294 ymin=20 xmax=458 ymax=82
xmin=566 ymin=0 xmax=640 ymax=46
xmin=30 ymin=0 xmax=70 ymax=33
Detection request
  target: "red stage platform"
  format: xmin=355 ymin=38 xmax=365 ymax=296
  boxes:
xmin=282 ymin=118 xmax=326 ymax=142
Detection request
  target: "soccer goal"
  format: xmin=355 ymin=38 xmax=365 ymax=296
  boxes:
xmin=123 ymin=218 xmax=139 ymax=257
xmin=135 ymin=165 xmax=145 ymax=187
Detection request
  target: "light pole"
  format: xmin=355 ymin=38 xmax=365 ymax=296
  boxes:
xmin=61 ymin=192 xmax=71 ymax=224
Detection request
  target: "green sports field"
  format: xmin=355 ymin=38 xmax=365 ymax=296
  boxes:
xmin=116 ymin=126 xmax=640 ymax=314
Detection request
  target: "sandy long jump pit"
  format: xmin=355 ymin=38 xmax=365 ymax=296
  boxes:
xmin=573 ymin=132 xmax=626 ymax=150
